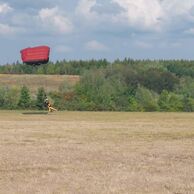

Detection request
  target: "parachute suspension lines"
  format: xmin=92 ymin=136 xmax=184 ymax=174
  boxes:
xmin=20 ymin=45 xmax=55 ymax=113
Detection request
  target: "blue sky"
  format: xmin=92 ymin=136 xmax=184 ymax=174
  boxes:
xmin=1 ymin=0 xmax=194 ymax=64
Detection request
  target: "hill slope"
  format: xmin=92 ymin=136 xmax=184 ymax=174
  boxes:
xmin=0 ymin=74 xmax=80 ymax=93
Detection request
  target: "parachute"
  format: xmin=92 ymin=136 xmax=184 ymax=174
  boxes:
xmin=20 ymin=45 xmax=50 ymax=65
xmin=20 ymin=45 xmax=58 ymax=114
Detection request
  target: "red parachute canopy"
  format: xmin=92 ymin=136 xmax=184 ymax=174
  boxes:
xmin=20 ymin=45 xmax=50 ymax=65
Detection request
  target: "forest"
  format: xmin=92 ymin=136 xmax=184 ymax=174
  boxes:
xmin=0 ymin=58 xmax=194 ymax=111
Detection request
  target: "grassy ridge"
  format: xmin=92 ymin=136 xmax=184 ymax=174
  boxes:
xmin=0 ymin=74 xmax=80 ymax=93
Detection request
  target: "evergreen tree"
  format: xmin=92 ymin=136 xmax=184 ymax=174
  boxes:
xmin=18 ymin=86 xmax=31 ymax=109
xmin=36 ymin=87 xmax=47 ymax=110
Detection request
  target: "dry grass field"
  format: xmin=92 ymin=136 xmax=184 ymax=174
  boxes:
xmin=0 ymin=111 xmax=194 ymax=194
xmin=0 ymin=74 xmax=80 ymax=93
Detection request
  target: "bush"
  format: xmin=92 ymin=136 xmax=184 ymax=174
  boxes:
xmin=0 ymin=86 xmax=20 ymax=109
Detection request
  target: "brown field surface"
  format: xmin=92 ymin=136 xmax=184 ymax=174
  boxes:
xmin=0 ymin=111 xmax=194 ymax=194
xmin=0 ymin=74 xmax=80 ymax=93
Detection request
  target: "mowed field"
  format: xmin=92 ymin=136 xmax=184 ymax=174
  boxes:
xmin=0 ymin=111 xmax=194 ymax=194
xmin=0 ymin=74 xmax=80 ymax=93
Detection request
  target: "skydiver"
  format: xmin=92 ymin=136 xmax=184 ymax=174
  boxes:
xmin=44 ymin=97 xmax=57 ymax=112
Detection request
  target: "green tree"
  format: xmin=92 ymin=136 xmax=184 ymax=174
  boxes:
xmin=142 ymin=69 xmax=179 ymax=93
xmin=36 ymin=87 xmax=47 ymax=110
xmin=5 ymin=87 xmax=20 ymax=109
xmin=135 ymin=86 xmax=159 ymax=111
xmin=128 ymin=96 xmax=140 ymax=111
xmin=18 ymin=86 xmax=31 ymax=109
xmin=182 ymin=96 xmax=194 ymax=112
xmin=177 ymin=77 xmax=194 ymax=98
xmin=0 ymin=87 xmax=6 ymax=108
xmin=168 ymin=93 xmax=183 ymax=112
xmin=158 ymin=90 xmax=170 ymax=111
xmin=159 ymin=90 xmax=184 ymax=112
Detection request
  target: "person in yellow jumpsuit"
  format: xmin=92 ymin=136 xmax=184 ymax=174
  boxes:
xmin=44 ymin=97 xmax=57 ymax=112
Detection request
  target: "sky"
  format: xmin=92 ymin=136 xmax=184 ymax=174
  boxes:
xmin=1 ymin=0 xmax=194 ymax=64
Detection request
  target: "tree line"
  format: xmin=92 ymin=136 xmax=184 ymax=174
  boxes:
xmin=1 ymin=58 xmax=194 ymax=111
xmin=0 ymin=86 xmax=47 ymax=110
xmin=1 ymin=58 xmax=194 ymax=76
xmin=0 ymin=59 xmax=109 ymax=75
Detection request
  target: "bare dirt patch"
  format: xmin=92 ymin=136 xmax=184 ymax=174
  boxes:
xmin=0 ymin=111 xmax=194 ymax=194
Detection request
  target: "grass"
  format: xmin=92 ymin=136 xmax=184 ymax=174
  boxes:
xmin=0 ymin=74 xmax=80 ymax=93
xmin=0 ymin=111 xmax=194 ymax=194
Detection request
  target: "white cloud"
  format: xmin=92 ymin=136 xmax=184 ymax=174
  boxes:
xmin=0 ymin=3 xmax=12 ymax=14
xmin=11 ymin=13 xmax=35 ymax=26
xmin=75 ymin=0 xmax=116 ymax=25
xmin=76 ymin=0 xmax=97 ymax=19
xmin=160 ymin=0 xmax=194 ymax=29
xmin=0 ymin=23 xmax=16 ymax=35
xmin=0 ymin=3 xmax=23 ymax=36
xmin=75 ymin=0 xmax=194 ymax=33
xmin=112 ymin=0 xmax=194 ymax=32
xmin=112 ymin=0 xmax=164 ymax=31
xmin=39 ymin=7 xmax=73 ymax=34
xmin=162 ymin=0 xmax=194 ymax=17
xmin=85 ymin=40 xmax=108 ymax=51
